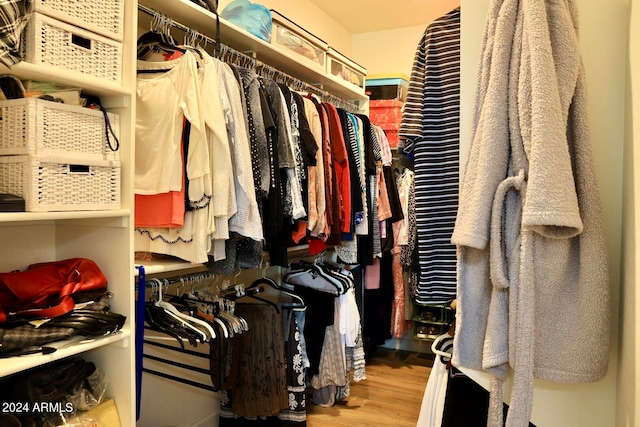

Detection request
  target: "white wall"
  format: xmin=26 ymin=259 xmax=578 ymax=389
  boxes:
xmin=459 ymin=0 xmax=625 ymax=426
xmin=351 ymin=0 xmax=460 ymax=77
xmin=352 ymin=25 xmax=429 ymax=78
xmin=619 ymin=0 xmax=639 ymax=425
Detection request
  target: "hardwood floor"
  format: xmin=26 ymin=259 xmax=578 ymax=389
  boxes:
xmin=306 ymin=348 xmax=433 ymax=427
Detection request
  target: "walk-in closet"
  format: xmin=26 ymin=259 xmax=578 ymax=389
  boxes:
xmin=0 ymin=0 xmax=633 ymax=426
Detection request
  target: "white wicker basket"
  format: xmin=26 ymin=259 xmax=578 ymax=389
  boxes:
xmin=0 ymin=155 xmax=121 ymax=212
xmin=22 ymin=13 xmax=123 ymax=84
xmin=0 ymin=98 xmax=120 ymax=160
xmin=34 ymin=0 xmax=124 ymax=41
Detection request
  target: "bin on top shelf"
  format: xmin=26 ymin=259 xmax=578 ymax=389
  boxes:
xmin=327 ymin=48 xmax=366 ymax=91
xmin=270 ymin=10 xmax=328 ymax=70
xmin=366 ymin=74 xmax=409 ymax=101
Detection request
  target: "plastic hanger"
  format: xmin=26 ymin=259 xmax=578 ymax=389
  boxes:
xmin=162 ymin=278 xmax=218 ymax=341
xmin=431 ymin=333 xmax=454 ymax=358
xmin=167 ymin=294 xmax=220 ymax=342
xmin=211 ymin=314 xmax=229 ymax=339
xmin=221 ymin=300 xmax=249 ymax=332
xmin=145 ymin=303 xmax=188 ymax=349
xmin=153 ymin=279 xmax=213 ymax=343
xmin=249 ymin=275 xmax=306 ymax=312
xmin=180 ymin=291 xmax=230 ymax=339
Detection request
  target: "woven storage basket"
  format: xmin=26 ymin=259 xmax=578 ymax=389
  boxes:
xmin=22 ymin=13 xmax=122 ymax=84
xmin=0 ymin=155 xmax=121 ymax=212
xmin=34 ymin=0 xmax=124 ymax=41
xmin=0 ymin=98 xmax=120 ymax=160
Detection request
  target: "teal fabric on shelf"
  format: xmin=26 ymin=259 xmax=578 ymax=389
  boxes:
xmin=221 ymin=0 xmax=272 ymax=42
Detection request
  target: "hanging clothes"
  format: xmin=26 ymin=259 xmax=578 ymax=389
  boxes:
xmin=134 ymin=51 xmax=213 ymax=263
xmin=417 ymin=334 xmax=453 ymax=427
xmin=217 ymin=60 xmax=263 ymax=243
xmin=135 ymin=51 xmax=210 ymax=201
xmin=390 ymin=170 xmax=413 ymax=339
xmin=398 ymin=8 xmax=461 ymax=304
xmin=302 ymin=96 xmax=326 ymax=239
xmin=283 ymin=261 xmax=365 ymax=406
xmin=451 ymin=0 xmax=610 ymax=425
xmin=219 ymin=305 xmax=306 ymax=426
xmin=199 ymin=54 xmax=237 ymax=263
xmin=322 ymin=102 xmax=352 ymax=245
xmin=133 ymin=33 xmax=384 ymax=272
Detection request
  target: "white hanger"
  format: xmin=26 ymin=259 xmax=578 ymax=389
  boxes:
xmin=166 ymin=278 xmax=219 ymax=341
xmin=154 ymin=279 xmax=216 ymax=342
xmin=431 ymin=333 xmax=454 ymax=358
xmin=212 ymin=315 xmax=229 ymax=339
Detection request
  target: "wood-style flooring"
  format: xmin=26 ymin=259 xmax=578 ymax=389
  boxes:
xmin=306 ymin=348 xmax=433 ymax=427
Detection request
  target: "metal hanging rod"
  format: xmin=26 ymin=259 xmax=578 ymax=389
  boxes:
xmin=138 ymin=4 xmax=217 ymax=47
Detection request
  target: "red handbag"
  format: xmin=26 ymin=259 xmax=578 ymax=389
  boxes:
xmin=0 ymin=258 xmax=108 ymax=322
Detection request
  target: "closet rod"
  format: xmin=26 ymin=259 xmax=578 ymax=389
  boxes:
xmin=143 ymin=339 xmax=211 ymax=358
xmin=143 ymin=353 xmax=212 ymax=376
xmin=138 ymin=3 xmax=253 ymax=67
xmin=134 ymin=269 xmax=214 ymax=291
xmin=257 ymin=61 xmax=324 ymax=96
xmin=138 ymin=4 xmax=217 ymax=46
xmin=137 ymin=4 xmax=360 ymax=113
xmin=142 ymin=368 xmax=218 ymax=392
xmin=256 ymin=61 xmax=359 ymax=112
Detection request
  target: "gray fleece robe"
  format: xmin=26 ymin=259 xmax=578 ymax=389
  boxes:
xmin=451 ymin=0 xmax=610 ymax=426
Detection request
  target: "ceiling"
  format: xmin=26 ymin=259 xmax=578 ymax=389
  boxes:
xmin=307 ymin=0 xmax=453 ymax=34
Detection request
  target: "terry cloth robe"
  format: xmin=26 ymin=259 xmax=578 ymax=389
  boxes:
xmin=450 ymin=0 xmax=610 ymax=426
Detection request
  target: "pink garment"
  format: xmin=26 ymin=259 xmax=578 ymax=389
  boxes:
xmin=377 ymin=163 xmax=392 ymax=221
xmin=364 ymin=258 xmax=381 ymax=290
xmin=391 ymin=220 xmax=412 ymax=338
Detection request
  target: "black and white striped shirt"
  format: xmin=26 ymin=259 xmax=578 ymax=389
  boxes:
xmin=399 ymin=8 xmax=460 ymax=305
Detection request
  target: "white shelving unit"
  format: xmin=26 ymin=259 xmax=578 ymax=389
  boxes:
xmin=0 ymin=0 xmax=137 ymax=425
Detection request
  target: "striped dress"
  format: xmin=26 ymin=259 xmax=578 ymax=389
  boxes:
xmin=398 ymin=8 xmax=460 ymax=304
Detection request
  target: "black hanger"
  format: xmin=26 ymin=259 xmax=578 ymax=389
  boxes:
xmin=137 ymin=30 xmax=185 ymax=60
xmin=145 ymin=302 xmax=203 ymax=348
xmin=137 ymin=29 xmax=189 ymax=75
xmin=145 ymin=303 xmax=186 ymax=349
xmin=241 ymin=285 xmax=281 ymax=314
xmin=249 ymin=277 xmax=307 ymax=311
